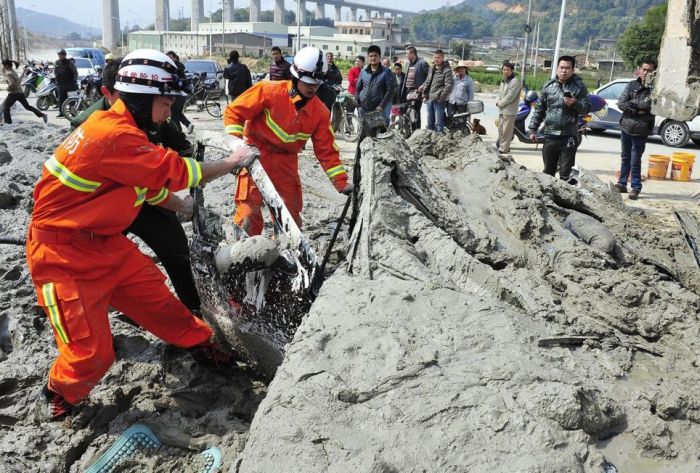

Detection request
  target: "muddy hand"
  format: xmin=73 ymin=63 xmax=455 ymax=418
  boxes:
xmin=227 ymin=144 xmax=260 ymax=170
xmin=341 ymin=183 xmax=354 ymax=196
xmin=178 ymin=195 xmax=194 ymax=220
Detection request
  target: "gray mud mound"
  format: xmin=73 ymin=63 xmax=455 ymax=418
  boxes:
xmin=235 ymin=131 xmax=700 ymax=472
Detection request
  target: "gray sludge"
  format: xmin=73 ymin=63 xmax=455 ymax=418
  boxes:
xmin=235 ymin=131 xmax=700 ymax=472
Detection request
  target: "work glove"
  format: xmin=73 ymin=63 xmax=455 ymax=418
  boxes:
xmin=341 ymin=183 xmax=354 ymax=196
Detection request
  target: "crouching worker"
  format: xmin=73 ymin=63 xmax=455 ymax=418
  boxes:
xmin=26 ymin=49 xmax=259 ymax=421
xmin=224 ymin=46 xmax=352 ymax=236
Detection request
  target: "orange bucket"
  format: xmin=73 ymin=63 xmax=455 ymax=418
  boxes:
xmin=671 ymin=152 xmax=695 ymax=181
xmin=647 ymin=155 xmax=670 ymax=180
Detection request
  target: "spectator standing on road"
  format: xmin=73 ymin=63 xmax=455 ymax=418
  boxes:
xmin=392 ymin=63 xmax=406 ymax=105
xmin=422 ymin=49 xmax=453 ymax=134
xmin=347 ymin=55 xmax=364 ymax=114
xmin=382 ymin=57 xmax=391 ymax=68
xmin=528 ymin=55 xmax=590 ymax=182
xmin=166 ymin=50 xmax=194 ymax=134
xmin=614 ymin=58 xmax=657 ymax=200
xmin=496 ymin=62 xmax=521 ymax=154
xmin=355 ymin=45 xmax=394 ymax=125
xmin=269 ymin=46 xmax=292 ymax=81
xmin=326 ymin=52 xmax=343 ymax=87
xmin=402 ymin=46 xmax=429 ymax=130
xmin=224 ymin=50 xmax=252 ymax=102
xmin=447 ymin=60 xmax=474 ymax=116
xmin=54 ymin=49 xmax=78 ymax=118
xmin=2 ymin=59 xmax=48 ymax=125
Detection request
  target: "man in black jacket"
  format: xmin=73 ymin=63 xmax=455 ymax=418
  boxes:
xmin=614 ymin=58 xmax=657 ymax=200
xmin=528 ymin=56 xmax=590 ymax=182
xmin=166 ymin=50 xmax=194 ymax=134
xmin=325 ymin=52 xmax=342 ymax=86
xmin=54 ymin=49 xmax=78 ymax=117
xmin=402 ymin=46 xmax=429 ymax=130
xmin=224 ymin=50 xmax=252 ymax=102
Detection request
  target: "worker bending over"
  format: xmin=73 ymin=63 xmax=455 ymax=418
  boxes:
xmin=224 ymin=47 xmax=352 ymax=236
xmin=27 ymin=49 xmax=259 ymax=421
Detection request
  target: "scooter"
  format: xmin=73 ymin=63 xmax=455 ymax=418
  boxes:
xmin=20 ymin=63 xmax=46 ymax=97
xmin=513 ymin=90 xmax=606 ymax=145
xmin=35 ymin=75 xmax=60 ymax=111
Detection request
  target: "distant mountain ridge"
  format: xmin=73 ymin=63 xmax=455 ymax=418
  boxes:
xmin=16 ymin=7 xmax=100 ymax=38
xmin=412 ymin=0 xmax=667 ymax=48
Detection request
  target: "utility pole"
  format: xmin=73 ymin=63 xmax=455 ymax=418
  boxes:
xmin=209 ymin=0 xmax=213 ymax=59
xmin=609 ymin=48 xmax=616 ymax=83
xmin=519 ymin=0 xmax=532 ymax=85
xmin=296 ymin=0 xmax=301 ymax=53
xmin=551 ymin=0 xmax=566 ymax=80
xmin=221 ymin=0 xmax=225 ymax=57
xmin=584 ymin=37 xmax=591 ymax=68
xmin=532 ymin=21 xmax=540 ymax=78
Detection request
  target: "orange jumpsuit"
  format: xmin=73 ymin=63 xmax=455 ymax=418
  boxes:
xmin=26 ymin=99 xmax=213 ymax=404
xmin=224 ymin=80 xmax=348 ymax=235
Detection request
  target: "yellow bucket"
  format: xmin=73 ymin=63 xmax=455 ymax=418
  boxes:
xmin=671 ymin=152 xmax=695 ymax=181
xmin=647 ymin=155 xmax=671 ymax=180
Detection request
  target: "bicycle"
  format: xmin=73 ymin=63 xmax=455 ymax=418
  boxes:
xmin=184 ymin=74 xmax=227 ymax=119
xmin=387 ymin=91 xmax=421 ymax=139
xmin=330 ymin=85 xmax=361 ymax=142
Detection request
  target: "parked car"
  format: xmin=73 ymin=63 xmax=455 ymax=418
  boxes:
xmin=589 ymin=79 xmax=700 ymax=147
xmin=65 ymin=47 xmax=106 ymax=67
xmin=72 ymin=57 xmax=100 ymax=80
xmin=184 ymin=60 xmax=224 ymax=91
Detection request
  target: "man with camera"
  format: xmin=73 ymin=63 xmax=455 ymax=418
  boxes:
xmin=528 ymin=56 xmax=590 ymax=182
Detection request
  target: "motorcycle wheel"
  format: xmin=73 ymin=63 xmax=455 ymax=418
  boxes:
xmin=63 ymin=98 xmax=87 ymax=120
xmin=388 ymin=118 xmax=412 ymax=140
xmin=23 ymin=85 xmax=32 ymax=98
xmin=36 ymin=95 xmax=51 ymax=111
xmin=340 ymin=113 xmax=361 ymax=142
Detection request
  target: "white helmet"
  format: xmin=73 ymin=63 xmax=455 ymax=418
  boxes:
xmin=291 ymin=47 xmax=328 ymax=85
xmin=115 ymin=49 xmax=186 ymax=96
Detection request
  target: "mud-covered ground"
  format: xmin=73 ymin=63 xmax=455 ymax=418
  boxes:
xmin=1 ymin=117 xmax=700 ymax=472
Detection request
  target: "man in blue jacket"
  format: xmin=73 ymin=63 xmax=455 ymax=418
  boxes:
xmin=355 ymin=45 xmax=394 ymax=125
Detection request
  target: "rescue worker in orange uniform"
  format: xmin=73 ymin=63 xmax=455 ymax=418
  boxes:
xmin=26 ymin=49 xmax=259 ymax=421
xmin=224 ymin=47 xmax=353 ymax=236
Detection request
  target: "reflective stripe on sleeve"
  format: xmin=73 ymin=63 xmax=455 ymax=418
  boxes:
xmin=225 ymin=124 xmax=244 ymax=135
xmin=183 ymin=158 xmax=202 ymax=188
xmin=146 ymin=187 xmax=169 ymax=205
xmin=329 ymin=125 xmax=340 ymax=151
xmin=326 ymin=165 xmax=347 ymax=179
xmin=133 ymin=187 xmax=147 ymax=207
xmin=263 ymin=109 xmax=311 ymax=143
xmin=42 ymin=283 xmax=70 ymax=344
xmin=44 ymin=155 xmax=101 ymax=193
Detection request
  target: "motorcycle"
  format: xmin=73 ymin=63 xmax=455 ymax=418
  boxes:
xmin=387 ymin=90 xmax=421 ymax=139
xmin=35 ymin=75 xmax=60 ymax=111
xmin=60 ymin=74 xmax=103 ymax=120
xmin=444 ymin=99 xmax=485 ymax=134
xmin=513 ymin=90 xmax=607 ymax=145
xmin=330 ymin=85 xmax=361 ymax=142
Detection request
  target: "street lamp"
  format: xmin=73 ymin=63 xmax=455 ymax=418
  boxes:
xmin=209 ymin=0 xmax=213 ymax=59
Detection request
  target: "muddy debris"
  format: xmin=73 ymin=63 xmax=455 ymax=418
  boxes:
xmin=0 ymin=123 xmax=699 ymax=472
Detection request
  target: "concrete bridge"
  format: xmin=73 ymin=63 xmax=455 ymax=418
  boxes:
xmin=103 ymin=0 xmax=416 ymax=48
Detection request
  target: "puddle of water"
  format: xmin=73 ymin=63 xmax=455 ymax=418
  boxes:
xmin=597 ymin=433 xmax=671 ymax=473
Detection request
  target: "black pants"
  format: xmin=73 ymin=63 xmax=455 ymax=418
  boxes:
xmin=2 ymin=92 xmax=44 ymax=124
xmin=125 ymin=203 xmax=201 ymax=311
xmin=171 ymin=95 xmax=191 ymax=129
xmin=56 ymin=85 xmax=75 ymax=116
xmin=542 ymin=136 xmax=578 ymax=181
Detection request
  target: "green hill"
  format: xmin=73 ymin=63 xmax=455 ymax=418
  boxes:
xmin=411 ymin=0 xmax=666 ymax=50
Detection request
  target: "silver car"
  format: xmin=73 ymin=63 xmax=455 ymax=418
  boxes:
xmin=588 ymin=79 xmax=700 ymax=147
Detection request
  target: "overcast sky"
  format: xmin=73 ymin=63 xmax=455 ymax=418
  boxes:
xmin=16 ymin=0 xmax=435 ymax=28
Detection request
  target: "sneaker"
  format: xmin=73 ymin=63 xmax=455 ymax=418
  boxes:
xmin=41 ymin=383 xmax=74 ymax=420
xmin=42 ymin=114 xmax=48 ymax=124
xmin=629 ymin=189 xmax=640 ymax=200
xmin=188 ymin=341 xmax=235 ymax=368
xmin=613 ymin=183 xmax=627 ymax=194
xmin=187 ymin=123 xmax=195 ymax=134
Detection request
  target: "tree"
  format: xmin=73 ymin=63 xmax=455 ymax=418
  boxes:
xmin=618 ymin=2 xmax=667 ymax=68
